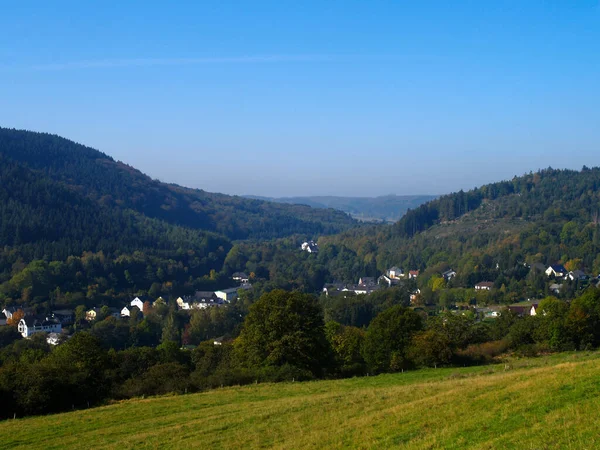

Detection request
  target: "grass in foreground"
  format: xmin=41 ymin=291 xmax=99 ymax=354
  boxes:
xmin=1 ymin=352 xmax=600 ymax=449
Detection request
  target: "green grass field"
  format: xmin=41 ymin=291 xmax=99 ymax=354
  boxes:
xmin=2 ymin=352 xmax=600 ymax=449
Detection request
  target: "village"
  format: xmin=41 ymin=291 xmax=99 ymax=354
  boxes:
xmin=322 ymin=262 xmax=599 ymax=320
xmin=2 ymin=254 xmax=599 ymax=348
xmin=1 ymin=275 xmax=253 ymax=345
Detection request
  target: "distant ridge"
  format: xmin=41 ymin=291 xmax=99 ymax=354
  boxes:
xmin=243 ymin=194 xmax=438 ymax=222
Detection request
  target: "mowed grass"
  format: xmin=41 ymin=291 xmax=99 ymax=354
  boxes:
xmin=2 ymin=353 xmax=600 ymax=449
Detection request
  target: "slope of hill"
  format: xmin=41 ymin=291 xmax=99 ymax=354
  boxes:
xmin=1 ymin=351 xmax=598 ymax=449
xmin=319 ymin=167 xmax=600 ymax=276
xmin=0 ymin=127 xmax=357 ymax=241
xmin=0 ymin=127 xmax=355 ymax=307
xmin=245 ymin=194 xmax=437 ymax=222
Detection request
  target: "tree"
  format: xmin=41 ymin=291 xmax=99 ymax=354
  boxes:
xmin=408 ymin=330 xmax=453 ymax=368
xmin=325 ymin=321 xmax=366 ymax=376
xmin=46 ymin=332 xmax=110 ymax=407
xmin=0 ymin=326 xmax=21 ymax=347
xmin=161 ymin=313 xmax=180 ymax=344
xmin=234 ymin=290 xmax=331 ymax=376
xmin=362 ymin=305 xmax=423 ymax=373
xmin=565 ymin=288 xmax=600 ymax=349
xmin=74 ymin=305 xmax=87 ymax=327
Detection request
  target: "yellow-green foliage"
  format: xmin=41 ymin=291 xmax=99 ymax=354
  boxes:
xmin=2 ymin=352 xmax=600 ymax=449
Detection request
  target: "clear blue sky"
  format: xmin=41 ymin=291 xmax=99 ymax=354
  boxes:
xmin=1 ymin=1 xmax=599 ymax=197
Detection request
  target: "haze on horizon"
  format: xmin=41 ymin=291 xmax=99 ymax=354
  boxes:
xmin=1 ymin=1 xmax=599 ymax=198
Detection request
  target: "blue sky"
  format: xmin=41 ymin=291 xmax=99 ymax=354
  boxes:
xmin=1 ymin=1 xmax=599 ymax=197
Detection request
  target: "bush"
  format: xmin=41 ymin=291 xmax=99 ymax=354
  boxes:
xmin=454 ymin=339 xmax=509 ymax=365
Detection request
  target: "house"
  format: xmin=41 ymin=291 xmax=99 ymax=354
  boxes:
xmin=215 ymin=288 xmax=239 ymax=302
xmin=232 ymin=272 xmax=249 ymax=283
xmin=213 ymin=336 xmax=225 ymax=346
xmin=343 ymin=284 xmax=380 ymax=295
xmin=410 ymin=289 xmax=421 ymax=303
xmin=567 ymin=270 xmax=587 ymax=281
xmin=476 ymin=307 xmax=502 ymax=318
xmin=508 ymin=304 xmax=538 ymax=317
xmin=2 ymin=306 xmax=20 ymax=320
xmin=85 ymin=308 xmax=100 ymax=321
xmin=51 ymin=309 xmax=74 ymax=325
xmin=386 ymin=267 xmax=404 ymax=279
xmin=475 ymin=281 xmax=494 ymax=291
xmin=153 ymin=296 xmax=167 ymax=307
xmin=358 ymin=277 xmax=376 ymax=286
xmin=442 ymin=269 xmax=457 ymax=281
xmin=530 ymin=262 xmax=546 ymax=272
xmin=301 ymin=241 xmax=319 ymax=253
xmin=378 ymin=275 xmax=399 ymax=287
xmin=323 ymin=283 xmax=345 ymax=296
xmin=408 ymin=270 xmax=420 ymax=279
xmin=17 ymin=316 xmax=62 ymax=338
xmin=191 ymin=291 xmax=223 ymax=309
xmin=85 ymin=307 xmax=120 ymax=321
xmin=193 ymin=298 xmax=225 ymax=309
xmin=239 ymin=283 xmax=253 ymax=291
xmin=130 ymin=297 xmax=145 ymax=311
xmin=176 ymin=297 xmax=191 ymax=310
xmin=121 ymin=306 xmax=131 ymax=317
xmin=47 ymin=333 xmax=62 ymax=346
xmin=546 ymin=264 xmax=567 ymax=278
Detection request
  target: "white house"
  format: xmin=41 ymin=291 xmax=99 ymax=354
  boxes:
xmin=343 ymin=284 xmax=379 ymax=295
xmin=567 ymin=270 xmax=587 ymax=281
xmin=442 ymin=269 xmax=457 ymax=281
xmin=191 ymin=299 xmax=225 ymax=310
xmin=130 ymin=297 xmax=145 ymax=311
xmin=191 ymin=292 xmax=224 ymax=309
xmin=18 ymin=316 xmax=62 ymax=338
xmin=475 ymin=281 xmax=494 ymax=291
xmin=47 ymin=333 xmax=62 ymax=346
xmin=2 ymin=306 xmax=19 ymax=320
xmin=408 ymin=270 xmax=420 ymax=279
xmin=508 ymin=304 xmax=538 ymax=317
xmin=378 ymin=275 xmax=399 ymax=287
xmin=121 ymin=306 xmax=131 ymax=317
xmin=301 ymin=241 xmax=319 ymax=253
xmin=176 ymin=297 xmax=191 ymax=310
xmin=546 ymin=265 xmax=567 ymax=278
xmin=387 ymin=267 xmax=404 ymax=279
xmin=232 ymin=272 xmax=249 ymax=283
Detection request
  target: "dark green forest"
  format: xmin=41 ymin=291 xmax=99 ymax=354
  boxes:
xmin=0 ymin=128 xmax=357 ymax=309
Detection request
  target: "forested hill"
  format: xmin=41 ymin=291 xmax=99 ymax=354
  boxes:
xmin=392 ymin=167 xmax=600 ymax=239
xmin=0 ymin=127 xmax=355 ymax=308
xmin=0 ymin=128 xmax=356 ymax=241
xmin=316 ymin=167 xmax=600 ymax=280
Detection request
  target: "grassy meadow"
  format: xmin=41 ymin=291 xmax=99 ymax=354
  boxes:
xmin=1 ymin=352 xmax=600 ymax=449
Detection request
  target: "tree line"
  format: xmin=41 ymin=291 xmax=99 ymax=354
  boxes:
xmin=3 ymin=287 xmax=600 ymax=420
